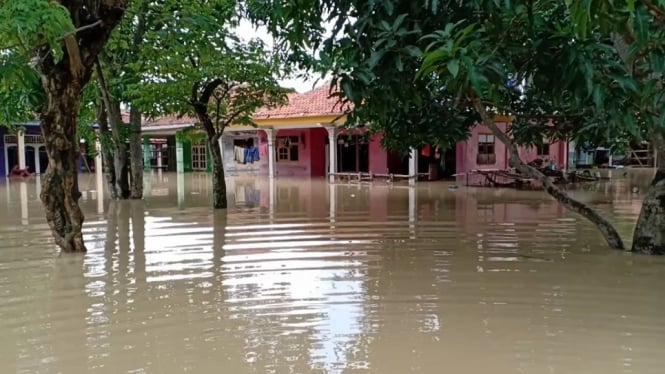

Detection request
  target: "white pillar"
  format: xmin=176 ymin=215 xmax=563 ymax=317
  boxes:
xmin=409 ymin=186 xmax=417 ymax=239
xmin=408 ymin=148 xmax=418 ymax=186
xmin=17 ymin=131 xmax=26 ymax=170
xmin=329 ymin=181 xmax=336 ymax=224
xmin=157 ymin=150 xmax=162 ymax=168
xmin=5 ymin=178 xmax=10 ymax=205
xmin=95 ymin=141 xmax=104 ymax=213
xmin=327 ymin=127 xmax=337 ymax=183
xmin=3 ymin=146 xmax=8 ymax=177
xmin=177 ymin=171 xmax=185 ymax=208
xmin=266 ymin=128 xmax=276 ymax=179
xmin=654 ymin=149 xmax=658 ymax=169
xmin=35 ymin=174 xmax=41 ymax=196
xmin=34 ymin=147 xmax=40 ymax=175
xmin=269 ymin=176 xmax=276 ymax=218
xmin=20 ymin=181 xmax=28 ymax=225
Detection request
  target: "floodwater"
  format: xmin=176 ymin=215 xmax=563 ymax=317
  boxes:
xmin=1 ymin=170 xmax=664 ymax=373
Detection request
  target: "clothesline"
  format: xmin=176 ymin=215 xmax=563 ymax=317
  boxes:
xmin=234 ymin=145 xmax=260 ymax=164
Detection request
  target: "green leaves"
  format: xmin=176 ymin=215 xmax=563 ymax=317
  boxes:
xmin=447 ymin=60 xmax=459 ymax=77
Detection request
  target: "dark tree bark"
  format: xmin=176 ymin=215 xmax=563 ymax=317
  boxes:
xmin=36 ymin=1 xmax=128 ymax=252
xmin=631 ymin=134 xmax=665 ymax=254
xmin=209 ymin=135 xmax=227 ymax=209
xmin=472 ymin=98 xmax=625 ymax=250
xmin=39 ymin=78 xmax=87 ymax=252
xmin=96 ymin=100 xmax=118 ymax=199
xmin=95 ymin=62 xmax=130 ymax=199
xmin=127 ymin=5 xmax=148 ymax=200
xmin=613 ymin=29 xmax=665 ymax=254
xmin=129 ymin=105 xmax=144 ymax=199
xmin=190 ymin=79 xmax=229 ymax=209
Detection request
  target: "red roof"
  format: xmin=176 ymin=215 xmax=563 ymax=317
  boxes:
xmin=143 ymin=114 xmax=198 ymax=127
xmin=253 ymin=84 xmax=351 ymax=120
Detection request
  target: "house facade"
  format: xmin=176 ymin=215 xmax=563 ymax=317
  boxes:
xmin=2 ymin=85 xmax=570 ymax=180
xmin=0 ymin=122 xmax=48 ymax=177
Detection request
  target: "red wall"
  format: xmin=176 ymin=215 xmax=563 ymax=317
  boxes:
xmin=310 ymin=128 xmax=327 ymax=177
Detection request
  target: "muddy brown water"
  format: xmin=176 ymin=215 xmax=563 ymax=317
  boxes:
xmin=1 ymin=170 xmax=664 ymax=373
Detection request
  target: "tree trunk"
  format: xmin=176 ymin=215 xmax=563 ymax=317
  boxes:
xmin=113 ymin=147 xmax=130 ymax=199
xmin=472 ymin=98 xmax=625 ymax=249
xmin=40 ymin=82 xmax=87 ymax=253
xmin=96 ymin=101 xmax=118 ymax=199
xmin=129 ymin=105 xmax=143 ymax=199
xmin=95 ymin=62 xmax=130 ymax=199
xmin=209 ymin=136 xmax=227 ymax=209
xmin=631 ymin=133 xmax=665 ymax=254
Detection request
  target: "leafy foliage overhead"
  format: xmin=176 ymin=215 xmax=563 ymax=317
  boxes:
xmin=130 ymin=0 xmax=287 ymax=134
xmin=250 ymin=0 xmax=665 ymax=153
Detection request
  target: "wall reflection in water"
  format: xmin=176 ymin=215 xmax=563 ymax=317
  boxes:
xmin=1 ymin=170 xmax=665 ymax=373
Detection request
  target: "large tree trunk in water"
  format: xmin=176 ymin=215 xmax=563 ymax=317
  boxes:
xmin=34 ymin=0 xmax=129 ymax=253
xmin=129 ymin=105 xmax=144 ymax=199
xmin=209 ymin=136 xmax=227 ymax=209
xmin=631 ymin=134 xmax=665 ymax=254
xmin=40 ymin=82 xmax=86 ymax=252
xmin=472 ymin=98 xmax=625 ymax=249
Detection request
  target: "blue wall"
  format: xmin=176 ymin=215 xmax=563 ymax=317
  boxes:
xmin=0 ymin=125 xmax=43 ymax=176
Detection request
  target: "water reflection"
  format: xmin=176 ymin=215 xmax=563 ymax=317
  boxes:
xmin=1 ymin=171 xmax=665 ymax=373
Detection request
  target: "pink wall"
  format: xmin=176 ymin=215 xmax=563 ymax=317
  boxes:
xmin=274 ymin=129 xmax=311 ymax=177
xmin=336 ymin=129 xmax=389 ymax=174
xmin=270 ymin=128 xmax=327 ymax=177
xmin=369 ymin=134 xmax=388 ymax=174
xmin=456 ymin=123 xmax=566 ymax=174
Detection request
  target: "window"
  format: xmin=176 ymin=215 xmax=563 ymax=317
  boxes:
xmin=477 ymin=134 xmax=496 ymax=165
xmin=276 ymin=136 xmax=300 ymax=162
xmin=536 ymin=140 xmax=550 ymax=156
xmin=192 ymin=143 xmax=207 ymax=170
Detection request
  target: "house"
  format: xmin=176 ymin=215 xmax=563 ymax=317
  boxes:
xmin=1 ymin=85 xmax=571 ymax=180
xmin=119 ymin=85 xmax=573 ymax=181
xmin=0 ymin=122 xmax=48 ymax=177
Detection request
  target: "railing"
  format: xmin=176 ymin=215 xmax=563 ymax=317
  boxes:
xmin=329 ymin=172 xmax=428 ymax=183
xmin=3 ymin=134 xmax=44 ymax=144
xmin=25 ymin=135 xmax=43 ymax=144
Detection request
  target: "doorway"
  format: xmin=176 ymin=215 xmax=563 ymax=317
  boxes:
xmin=337 ymin=135 xmax=369 ymax=173
xmin=387 ymin=145 xmax=457 ymax=180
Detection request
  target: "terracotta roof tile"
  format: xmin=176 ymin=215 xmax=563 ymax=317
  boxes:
xmin=143 ymin=114 xmax=198 ymax=127
xmin=253 ymin=84 xmax=352 ymax=120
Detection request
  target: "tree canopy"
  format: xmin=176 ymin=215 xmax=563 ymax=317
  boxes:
xmin=249 ymin=0 xmax=663 ymax=154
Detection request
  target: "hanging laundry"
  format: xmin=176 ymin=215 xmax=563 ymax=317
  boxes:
xmin=234 ymin=146 xmax=245 ymax=163
xmin=249 ymin=147 xmax=260 ymax=163
xmin=421 ymin=144 xmax=431 ymax=157
xmin=259 ymin=143 xmax=268 ymax=158
xmin=243 ymin=146 xmax=260 ymax=164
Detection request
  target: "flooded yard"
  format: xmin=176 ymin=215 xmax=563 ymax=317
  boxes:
xmin=1 ymin=171 xmax=664 ymax=373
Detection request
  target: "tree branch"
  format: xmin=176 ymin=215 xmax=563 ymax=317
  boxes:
xmin=188 ymin=55 xmax=198 ymax=69
xmin=643 ymin=0 xmax=665 ymax=24
xmin=470 ymin=92 xmax=624 ymax=249
xmin=200 ymin=78 xmax=225 ymax=105
xmin=191 ymin=81 xmax=201 ymax=104
xmin=222 ymin=106 xmax=252 ymax=128
xmin=64 ymin=34 xmax=84 ymax=78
